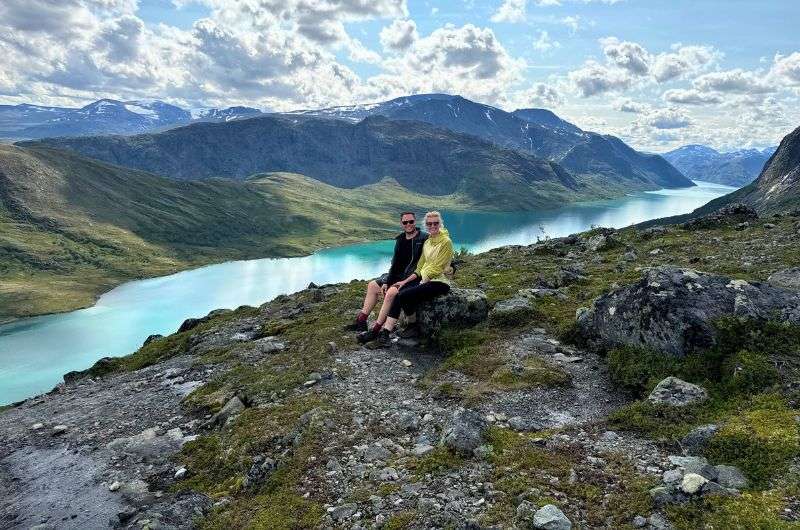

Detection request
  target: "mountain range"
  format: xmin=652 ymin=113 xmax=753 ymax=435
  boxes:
xmin=22 ymin=114 xmax=600 ymax=210
xmin=0 ymin=99 xmax=261 ymax=139
xmin=290 ymin=94 xmax=690 ymax=190
xmin=700 ymin=125 xmax=800 ymax=214
xmin=663 ymin=144 xmax=776 ymax=187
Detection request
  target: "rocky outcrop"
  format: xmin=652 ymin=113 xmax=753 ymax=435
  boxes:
xmin=440 ymin=410 xmax=488 ymax=455
xmin=418 ymin=288 xmax=488 ymax=336
xmin=577 ymin=266 xmax=800 ymax=356
xmin=768 ymin=267 xmax=800 ymax=293
xmin=647 ymin=377 xmax=708 ymax=407
xmin=680 ymin=203 xmax=758 ymax=230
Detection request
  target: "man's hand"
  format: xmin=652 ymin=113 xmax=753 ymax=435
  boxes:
xmin=391 ymin=281 xmax=404 ymax=290
xmin=381 ymin=284 xmax=388 ymax=295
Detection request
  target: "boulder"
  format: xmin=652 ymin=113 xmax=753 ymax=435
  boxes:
xmin=768 ymin=267 xmax=800 ymax=293
xmin=533 ymin=504 xmax=572 ymax=530
xmin=680 ymin=473 xmax=708 ymax=494
xmin=648 ymin=377 xmax=708 ymax=407
xmin=576 ymin=266 xmax=800 ymax=356
xmin=681 ymin=424 xmax=719 ymax=455
xmin=490 ymin=297 xmax=535 ymax=325
xmin=441 ymin=409 xmax=488 ymax=455
xmin=417 ymin=288 xmax=488 ymax=336
xmin=681 ymin=203 xmax=759 ymax=230
xmin=209 ymin=396 xmax=246 ymax=427
xmin=63 ymin=356 xmax=117 ymax=384
xmin=714 ymin=465 xmax=749 ymax=490
xmin=107 ymin=427 xmax=186 ymax=462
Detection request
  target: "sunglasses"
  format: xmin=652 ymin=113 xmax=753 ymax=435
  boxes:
xmin=401 ymin=220 xmax=416 ymax=225
xmin=426 ymin=221 xmax=440 ymax=226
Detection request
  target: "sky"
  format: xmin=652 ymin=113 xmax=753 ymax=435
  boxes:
xmin=1 ymin=0 xmax=798 ymax=152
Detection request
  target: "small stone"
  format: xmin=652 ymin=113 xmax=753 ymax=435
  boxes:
xmin=681 ymin=424 xmax=719 ymax=455
xmin=109 ymin=481 xmax=121 ymax=492
xmin=441 ymin=410 xmax=488 ymax=455
xmin=329 ymin=503 xmax=358 ymax=521
xmin=31 ymin=423 xmax=44 ymax=431
xmin=401 ymin=360 xmax=413 ymax=367
xmin=681 ymin=473 xmax=708 ymax=494
xmin=649 ymin=248 xmax=662 ymax=255
xmin=412 ymin=444 xmax=435 ymax=457
xmin=599 ymin=431 xmax=619 ymax=442
xmin=648 ymin=377 xmax=708 ymax=407
xmin=532 ymin=504 xmax=571 ymax=530
xmin=508 ymin=416 xmax=543 ymax=432
xmin=648 ymin=514 xmax=671 ymax=530
xmin=649 ymin=486 xmax=673 ymax=507
xmin=632 ymin=515 xmax=647 ymax=528
xmin=303 ymin=379 xmax=318 ymax=387
xmin=516 ymin=500 xmax=537 ymax=521
xmin=52 ymin=425 xmax=68 ymax=435
xmin=715 ymin=465 xmax=749 ymax=490
xmin=662 ymin=468 xmax=683 ymax=484
xmin=174 ymin=467 xmax=187 ymax=480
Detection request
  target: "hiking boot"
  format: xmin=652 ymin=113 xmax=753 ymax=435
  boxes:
xmin=398 ymin=323 xmax=419 ymax=339
xmin=357 ymin=328 xmax=378 ymax=344
xmin=344 ymin=315 xmax=368 ymax=332
xmin=376 ymin=328 xmax=392 ymax=347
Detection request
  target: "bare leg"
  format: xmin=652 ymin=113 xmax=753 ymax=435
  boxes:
xmin=383 ymin=316 xmax=399 ymax=332
xmin=361 ymin=280 xmax=382 ymax=315
xmin=375 ymin=286 xmax=399 ymax=325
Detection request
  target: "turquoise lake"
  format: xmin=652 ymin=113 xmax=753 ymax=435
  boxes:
xmin=0 ymin=180 xmax=735 ymax=405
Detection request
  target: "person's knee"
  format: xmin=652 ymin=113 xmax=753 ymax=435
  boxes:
xmin=385 ymin=286 xmax=399 ymax=299
xmin=367 ymin=280 xmax=380 ymax=294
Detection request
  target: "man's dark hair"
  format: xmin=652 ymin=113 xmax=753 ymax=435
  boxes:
xmin=400 ymin=211 xmax=416 ymax=219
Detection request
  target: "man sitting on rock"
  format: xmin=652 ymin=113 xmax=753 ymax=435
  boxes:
xmin=350 ymin=211 xmax=428 ymax=337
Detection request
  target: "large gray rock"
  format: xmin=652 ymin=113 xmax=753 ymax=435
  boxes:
xmin=418 ymin=288 xmax=488 ymax=336
xmin=768 ymin=267 xmax=800 ymax=293
xmin=533 ymin=504 xmax=572 ymax=530
xmin=648 ymin=377 xmax=708 ymax=407
xmin=490 ymin=296 xmax=534 ymax=324
xmin=577 ymin=266 xmax=800 ymax=356
xmin=681 ymin=424 xmax=719 ymax=455
xmin=715 ymin=465 xmax=749 ymax=490
xmin=440 ymin=409 xmax=487 ymax=455
xmin=209 ymin=396 xmax=246 ymax=427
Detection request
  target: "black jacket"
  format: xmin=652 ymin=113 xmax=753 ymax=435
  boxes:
xmin=386 ymin=230 xmax=429 ymax=285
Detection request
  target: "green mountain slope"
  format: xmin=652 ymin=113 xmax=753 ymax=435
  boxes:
xmin=0 ymin=145 xmax=458 ymax=321
xmin=21 ymin=114 xmax=606 ymax=210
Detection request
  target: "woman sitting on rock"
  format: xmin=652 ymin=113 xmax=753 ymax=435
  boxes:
xmin=369 ymin=211 xmax=453 ymax=347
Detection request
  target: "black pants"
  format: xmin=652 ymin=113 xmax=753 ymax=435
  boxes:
xmin=387 ymin=280 xmax=450 ymax=319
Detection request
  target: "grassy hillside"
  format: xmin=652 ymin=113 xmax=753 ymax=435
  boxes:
xmin=0 ymin=145 xmax=460 ymax=321
xmin=21 ymin=114 xmax=599 ymax=211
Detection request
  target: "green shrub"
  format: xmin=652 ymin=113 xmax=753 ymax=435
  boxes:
xmin=705 ymin=395 xmax=800 ymax=487
xmin=606 ymin=345 xmax=679 ymax=395
xmin=722 ymin=349 xmax=780 ymax=395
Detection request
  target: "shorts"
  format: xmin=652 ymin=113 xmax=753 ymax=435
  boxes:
xmin=374 ymin=273 xmax=391 ymax=287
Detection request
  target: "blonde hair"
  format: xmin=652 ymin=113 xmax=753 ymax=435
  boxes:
xmin=424 ymin=211 xmax=443 ymax=226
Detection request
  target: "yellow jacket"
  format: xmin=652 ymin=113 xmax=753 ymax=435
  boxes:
xmin=415 ymin=227 xmax=454 ymax=285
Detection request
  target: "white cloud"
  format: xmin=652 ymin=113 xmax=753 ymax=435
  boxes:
xmin=514 ymin=82 xmax=563 ymax=107
xmin=532 ymin=30 xmax=560 ymax=52
xmin=380 ymin=18 xmax=418 ymax=52
xmin=568 ymin=60 xmax=633 ymax=97
xmin=662 ymin=88 xmax=722 ymax=105
xmin=771 ymin=52 xmax=800 ymax=84
xmin=650 ymin=45 xmax=719 ymax=82
xmin=642 ymin=107 xmax=692 ymax=129
xmin=560 ymin=15 xmax=582 ymax=33
xmin=693 ymin=68 xmax=774 ymax=94
xmin=600 ymin=37 xmax=650 ymax=76
xmin=613 ymin=98 xmax=649 ymax=113
xmin=491 ymin=0 xmax=527 ymax=23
